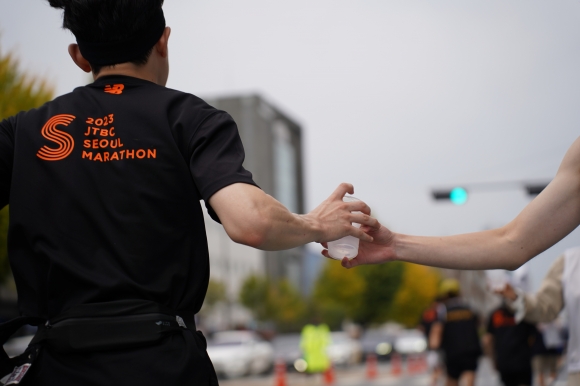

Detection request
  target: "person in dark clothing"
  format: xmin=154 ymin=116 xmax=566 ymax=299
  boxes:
xmin=484 ymin=304 xmax=536 ymax=386
xmin=419 ymin=298 xmax=445 ymax=386
xmin=0 ymin=1 xmax=379 ymax=385
xmin=430 ymin=279 xmax=482 ymax=386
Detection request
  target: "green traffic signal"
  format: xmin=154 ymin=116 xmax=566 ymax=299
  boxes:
xmin=449 ymin=187 xmax=468 ymax=205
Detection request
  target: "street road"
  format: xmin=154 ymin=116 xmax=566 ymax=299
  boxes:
xmin=219 ymin=357 xmax=502 ymax=386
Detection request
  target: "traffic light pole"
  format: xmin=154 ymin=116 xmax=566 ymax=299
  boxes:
xmin=431 ymin=179 xmax=551 ymax=205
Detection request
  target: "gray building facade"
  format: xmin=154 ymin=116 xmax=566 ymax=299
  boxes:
xmin=205 ymin=94 xmax=306 ymax=292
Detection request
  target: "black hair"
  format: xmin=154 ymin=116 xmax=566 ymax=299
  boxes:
xmin=48 ymin=0 xmax=164 ymax=74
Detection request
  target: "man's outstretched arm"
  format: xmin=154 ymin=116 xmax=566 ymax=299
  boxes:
xmin=209 ymin=182 xmax=378 ymax=251
xmin=324 ymin=136 xmax=580 ymax=270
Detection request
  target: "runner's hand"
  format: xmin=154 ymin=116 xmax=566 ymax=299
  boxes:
xmin=494 ymin=283 xmax=518 ymax=301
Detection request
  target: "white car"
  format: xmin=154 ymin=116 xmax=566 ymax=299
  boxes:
xmin=326 ymin=332 xmax=363 ymax=367
xmin=393 ymin=329 xmax=427 ymax=355
xmin=207 ymin=331 xmax=274 ymax=379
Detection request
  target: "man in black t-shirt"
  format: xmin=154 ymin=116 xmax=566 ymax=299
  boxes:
xmin=484 ymin=305 xmax=536 ymax=386
xmin=430 ymin=279 xmax=482 ymax=386
xmin=0 ymin=1 xmax=378 ymax=385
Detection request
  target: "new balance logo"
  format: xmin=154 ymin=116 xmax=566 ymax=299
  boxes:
xmin=104 ymin=84 xmax=124 ymax=95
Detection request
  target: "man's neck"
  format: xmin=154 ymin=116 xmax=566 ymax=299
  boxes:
xmin=93 ymin=63 xmax=160 ymax=85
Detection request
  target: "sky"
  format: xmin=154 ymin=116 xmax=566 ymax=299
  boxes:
xmin=1 ymin=0 xmax=580 ymax=290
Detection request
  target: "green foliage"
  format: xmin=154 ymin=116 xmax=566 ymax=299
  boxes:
xmin=0 ymin=44 xmax=54 ymax=283
xmin=204 ymin=279 xmax=227 ymax=308
xmin=312 ymin=260 xmax=406 ymax=327
xmin=239 ymin=275 xmax=307 ymax=332
xmin=388 ymin=263 xmax=440 ymax=327
xmin=240 ymin=275 xmax=272 ymax=321
xmin=354 ymin=262 xmax=406 ymax=325
xmin=0 ymin=48 xmax=53 ymax=119
xmin=312 ymin=259 xmax=365 ymax=328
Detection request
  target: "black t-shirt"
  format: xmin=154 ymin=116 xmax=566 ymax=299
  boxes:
xmin=487 ymin=306 xmax=536 ymax=374
xmin=440 ymin=299 xmax=482 ymax=360
xmin=0 ymin=75 xmax=257 ymax=384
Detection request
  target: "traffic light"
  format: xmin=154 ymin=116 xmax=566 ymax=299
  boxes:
xmin=525 ymin=184 xmax=548 ymax=196
xmin=432 ymin=187 xmax=468 ymax=205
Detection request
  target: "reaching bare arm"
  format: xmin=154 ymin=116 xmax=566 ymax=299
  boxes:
xmin=324 ymin=136 xmax=580 ymax=270
xmin=209 ymin=182 xmax=378 ymax=251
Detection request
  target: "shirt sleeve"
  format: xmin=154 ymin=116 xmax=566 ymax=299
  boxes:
xmin=0 ymin=118 xmax=15 ymax=208
xmin=510 ymin=255 xmax=565 ymax=324
xmin=188 ymin=111 xmax=258 ymax=222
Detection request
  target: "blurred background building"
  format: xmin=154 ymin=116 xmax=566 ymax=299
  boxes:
xmin=202 ymin=95 xmax=306 ymax=329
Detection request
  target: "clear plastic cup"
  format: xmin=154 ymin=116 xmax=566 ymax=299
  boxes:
xmin=328 ymin=196 xmax=362 ymax=260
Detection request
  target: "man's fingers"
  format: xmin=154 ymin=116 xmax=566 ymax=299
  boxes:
xmin=350 ymin=227 xmax=374 ymax=242
xmin=331 ymin=182 xmax=354 ymax=200
xmin=320 ymin=242 xmax=328 ymax=249
xmin=349 ymin=213 xmax=379 ymax=228
xmin=346 ymin=201 xmax=371 ymax=215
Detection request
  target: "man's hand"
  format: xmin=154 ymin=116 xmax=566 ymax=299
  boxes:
xmin=209 ymin=182 xmax=378 ymax=251
xmin=321 ymin=223 xmax=397 ymax=268
xmin=305 ymin=183 xmax=378 ymax=244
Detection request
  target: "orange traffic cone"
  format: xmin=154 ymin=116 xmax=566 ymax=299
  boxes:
xmin=366 ymin=353 xmax=378 ymax=379
xmin=417 ymin=353 xmax=428 ymax=373
xmin=323 ymin=364 xmax=335 ymax=385
xmin=408 ymin=355 xmax=418 ymax=375
xmin=391 ymin=353 xmax=402 ymax=377
xmin=274 ymin=360 xmax=287 ymax=386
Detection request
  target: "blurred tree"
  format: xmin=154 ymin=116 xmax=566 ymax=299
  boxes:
xmin=312 ymin=260 xmax=406 ymax=327
xmin=312 ymin=260 xmax=366 ymax=327
xmin=388 ymin=263 xmax=440 ymax=327
xmin=239 ymin=275 xmax=307 ymax=332
xmin=240 ymin=275 xmax=272 ymax=322
xmin=0 ymin=45 xmax=53 ymax=283
xmin=270 ymin=279 xmax=306 ymax=332
xmin=203 ymin=279 xmax=227 ymax=309
xmin=354 ymin=262 xmax=405 ymax=325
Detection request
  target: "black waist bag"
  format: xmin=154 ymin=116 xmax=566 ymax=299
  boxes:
xmin=0 ymin=299 xmax=192 ymax=377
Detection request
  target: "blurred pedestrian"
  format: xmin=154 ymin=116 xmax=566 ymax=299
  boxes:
xmin=419 ymin=296 xmax=445 ymax=386
xmin=483 ymin=303 xmax=536 ymax=386
xmin=430 ymin=279 xmax=482 ymax=386
xmin=300 ymin=323 xmax=332 ymax=374
xmin=532 ymin=322 xmax=564 ymax=386
xmin=496 ymin=247 xmax=580 ymax=386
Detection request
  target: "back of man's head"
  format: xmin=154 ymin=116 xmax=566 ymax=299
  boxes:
xmin=48 ymin=0 xmax=165 ymax=74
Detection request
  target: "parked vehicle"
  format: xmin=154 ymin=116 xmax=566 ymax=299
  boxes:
xmin=207 ymin=331 xmax=274 ymax=379
xmin=393 ymin=329 xmax=427 ymax=355
xmin=327 ymin=332 xmax=363 ymax=367
xmin=271 ymin=333 xmax=302 ymax=371
xmin=360 ymin=328 xmax=397 ymax=361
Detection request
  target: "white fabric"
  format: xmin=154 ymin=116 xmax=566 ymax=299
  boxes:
xmin=563 ymin=247 xmax=580 ymax=373
xmin=540 ymin=322 xmax=565 ymax=349
xmin=512 ymin=287 xmax=526 ymax=323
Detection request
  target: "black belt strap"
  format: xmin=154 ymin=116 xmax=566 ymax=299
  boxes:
xmin=0 ymin=300 xmax=195 ymax=359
